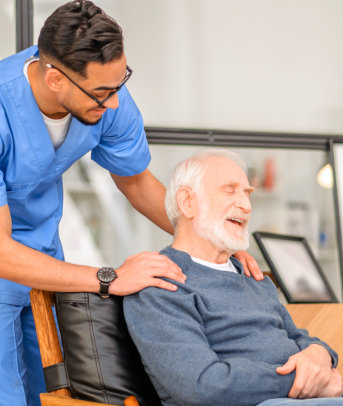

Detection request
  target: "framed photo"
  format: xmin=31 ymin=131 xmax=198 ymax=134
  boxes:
xmin=253 ymin=231 xmax=338 ymax=303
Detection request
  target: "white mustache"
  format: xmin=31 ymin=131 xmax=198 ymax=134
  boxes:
xmin=225 ymin=209 xmax=250 ymax=223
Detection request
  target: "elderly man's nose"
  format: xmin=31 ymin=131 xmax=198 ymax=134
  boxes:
xmin=236 ymin=193 xmax=252 ymax=212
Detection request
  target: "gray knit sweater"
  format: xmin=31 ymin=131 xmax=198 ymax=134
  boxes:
xmin=123 ymin=246 xmax=338 ymax=406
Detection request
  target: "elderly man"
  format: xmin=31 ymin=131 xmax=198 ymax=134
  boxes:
xmin=124 ymin=149 xmax=343 ymax=406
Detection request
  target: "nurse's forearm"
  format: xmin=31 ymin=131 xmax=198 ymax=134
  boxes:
xmin=0 ymin=234 xmax=185 ymax=295
xmin=0 ymin=230 xmax=99 ymax=292
xmin=0 ymin=204 xmax=184 ymax=294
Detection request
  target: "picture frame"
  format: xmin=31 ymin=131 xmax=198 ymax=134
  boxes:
xmin=253 ymin=231 xmax=338 ymax=303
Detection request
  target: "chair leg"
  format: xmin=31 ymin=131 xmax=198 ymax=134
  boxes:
xmin=124 ymin=397 xmax=140 ymax=406
xmin=40 ymin=393 xmax=138 ymax=406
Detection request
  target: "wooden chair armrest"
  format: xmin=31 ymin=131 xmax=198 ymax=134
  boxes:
xmin=40 ymin=393 xmax=139 ymax=406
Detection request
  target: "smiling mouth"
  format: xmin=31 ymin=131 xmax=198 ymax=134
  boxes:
xmin=226 ymin=218 xmax=246 ymax=227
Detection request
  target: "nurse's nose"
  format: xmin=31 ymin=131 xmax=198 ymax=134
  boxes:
xmin=102 ymin=93 xmax=119 ymax=110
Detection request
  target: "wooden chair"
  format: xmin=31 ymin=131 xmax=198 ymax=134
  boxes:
xmin=286 ymin=303 xmax=343 ymax=375
xmin=30 ymin=289 xmax=140 ymax=406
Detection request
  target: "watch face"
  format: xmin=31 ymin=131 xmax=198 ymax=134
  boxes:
xmin=97 ymin=267 xmax=116 ymax=283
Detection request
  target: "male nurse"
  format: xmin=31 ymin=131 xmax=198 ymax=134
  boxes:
xmin=0 ymin=1 xmax=261 ymax=405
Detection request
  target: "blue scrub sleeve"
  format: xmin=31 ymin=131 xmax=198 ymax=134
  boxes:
xmin=0 ymin=112 xmax=7 ymax=207
xmin=0 ymin=169 xmax=7 ymax=207
xmin=91 ymin=86 xmax=151 ymax=177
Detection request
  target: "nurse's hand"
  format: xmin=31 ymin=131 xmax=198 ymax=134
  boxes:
xmin=109 ymin=251 xmax=186 ymax=296
xmin=233 ymin=250 xmax=264 ymax=281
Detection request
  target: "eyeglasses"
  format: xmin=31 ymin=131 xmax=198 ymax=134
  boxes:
xmin=46 ymin=63 xmax=132 ymax=108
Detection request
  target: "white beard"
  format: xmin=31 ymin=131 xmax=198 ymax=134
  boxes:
xmin=193 ymin=200 xmax=250 ymax=253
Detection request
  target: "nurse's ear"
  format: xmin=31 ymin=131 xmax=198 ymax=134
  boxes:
xmin=44 ymin=67 xmax=64 ymax=93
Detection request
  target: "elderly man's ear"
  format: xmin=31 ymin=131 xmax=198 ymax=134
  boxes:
xmin=176 ymin=187 xmax=198 ymax=219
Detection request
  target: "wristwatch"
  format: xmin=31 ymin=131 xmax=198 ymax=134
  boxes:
xmin=97 ymin=267 xmax=117 ymax=299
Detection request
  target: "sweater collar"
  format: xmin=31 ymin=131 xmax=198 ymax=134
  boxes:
xmin=161 ymin=246 xmax=244 ymax=275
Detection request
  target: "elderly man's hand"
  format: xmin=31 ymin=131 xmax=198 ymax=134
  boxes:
xmin=276 ymin=344 xmax=332 ymax=398
xmin=233 ymin=251 xmax=264 ymax=281
xmin=316 ymin=368 xmax=343 ymax=398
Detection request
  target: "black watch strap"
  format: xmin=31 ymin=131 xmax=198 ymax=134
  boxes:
xmin=99 ymin=281 xmax=111 ymax=298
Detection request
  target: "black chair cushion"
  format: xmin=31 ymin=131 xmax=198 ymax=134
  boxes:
xmin=55 ymin=292 xmax=162 ymax=406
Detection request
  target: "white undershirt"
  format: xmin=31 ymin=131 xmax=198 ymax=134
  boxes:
xmin=191 ymin=257 xmax=238 ymax=273
xmin=24 ymin=56 xmax=72 ymax=150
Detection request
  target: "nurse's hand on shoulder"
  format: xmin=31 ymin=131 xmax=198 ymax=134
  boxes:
xmin=233 ymin=250 xmax=264 ymax=281
xmin=109 ymin=251 xmax=186 ymax=296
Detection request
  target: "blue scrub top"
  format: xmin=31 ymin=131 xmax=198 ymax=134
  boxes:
xmin=0 ymin=46 xmax=151 ymax=306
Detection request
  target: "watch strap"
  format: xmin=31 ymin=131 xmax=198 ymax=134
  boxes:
xmin=99 ymin=281 xmax=111 ymax=299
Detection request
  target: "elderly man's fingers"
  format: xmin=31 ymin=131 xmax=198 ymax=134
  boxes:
xmin=320 ymin=369 xmax=343 ymax=397
xmin=276 ymin=358 xmax=296 ymax=375
xmin=288 ymin=377 xmax=307 ymax=399
xmin=291 ymin=367 xmax=323 ymax=398
xmin=280 ymin=345 xmax=333 ymax=399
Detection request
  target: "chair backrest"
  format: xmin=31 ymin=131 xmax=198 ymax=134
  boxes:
xmin=30 ymin=289 xmax=161 ymax=406
xmin=286 ymin=303 xmax=343 ymax=375
xmin=54 ymin=292 xmax=162 ymax=406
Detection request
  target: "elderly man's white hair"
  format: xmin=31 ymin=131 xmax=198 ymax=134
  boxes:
xmin=165 ymin=149 xmax=247 ymax=228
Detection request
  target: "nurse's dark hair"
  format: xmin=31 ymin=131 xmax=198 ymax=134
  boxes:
xmin=38 ymin=0 xmax=123 ymax=77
